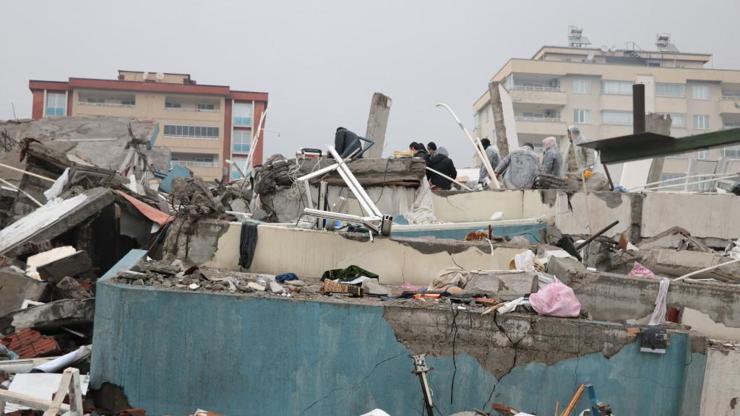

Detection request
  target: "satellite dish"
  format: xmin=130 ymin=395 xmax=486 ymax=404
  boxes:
xmin=600 ymin=45 xmax=609 ymax=53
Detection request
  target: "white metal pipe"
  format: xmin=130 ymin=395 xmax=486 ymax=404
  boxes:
xmin=647 ymin=173 xmax=740 ymax=192
xmin=674 ymin=258 xmax=740 ymax=282
xmin=331 ymin=158 xmax=376 ymax=217
xmin=0 ymin=177 xmax=42 ymax=207
xmin=632 ymin=172 xmax=740 ymax=191
xmin=296 ymin=162 xmax=339 ymax=182
xmin=328 ymin=146 xmax=382 ymax=217
xmin=425 ymin=166 xmax=472 ymax=191
xmin=0 ymin=162 xmax=56 ymax=183
xmin=435 ymin=103 xmax=500 ymax=189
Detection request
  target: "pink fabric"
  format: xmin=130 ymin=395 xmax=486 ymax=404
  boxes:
xmin=529 ymin=278 xmax=581 ymax=317
xmin=628 ymin=262 xmax=656 ymax=279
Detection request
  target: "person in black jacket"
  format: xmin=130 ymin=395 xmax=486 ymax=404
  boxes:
xmin=425 ymin=142 xmax=457 ymax=190
xmin=409 ymin=142 xmax=429 ymax=159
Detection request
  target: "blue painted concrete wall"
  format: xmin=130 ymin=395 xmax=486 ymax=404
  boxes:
xmin=92 ymin=281 xmax=704 ymax=415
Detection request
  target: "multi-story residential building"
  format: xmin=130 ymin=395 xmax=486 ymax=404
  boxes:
xmin=474 ymin=38 xmax=740 ymax=190
xmin=29 ymin=70 xmax=268 ymax=182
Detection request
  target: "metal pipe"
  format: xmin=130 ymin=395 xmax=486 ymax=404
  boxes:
xmin=0 ymin=162 xmax=55 ymax=183
xmin=424 ymin=166 xmax=472 ymax=191
xmin=328 ymin=146 xmax=383 ymax=217
xmin=296 ymin=162 xmax=339 ymax=182
xmin=633 ymin=84 xmax=646 ymax=134
xmin=674 ymin=258 xmax=740 ymax=282
xmin=574 ymin=220 xmax=620 ymax=251
xmin=647 ymin=173 xmax=740 ymax=192
xmin=0 ymin=177 xmax=42 ymax=207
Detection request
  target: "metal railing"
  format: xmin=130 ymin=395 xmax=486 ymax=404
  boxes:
xmin=510 ymin=85 xmax=561 ymax=92
xmin=515 ymin=116 xmax=562 ymax=122
xmin=721 ymin=95 xmax=740 ymax=101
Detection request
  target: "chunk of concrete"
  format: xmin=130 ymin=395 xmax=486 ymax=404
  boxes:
xmin=465 ymin=271 xmax=537 ymax=300
xmin=247 ymin=282 xmax=265 ymax=292
xmin=269 ymin=281 xmax=284 ymax=294
xmin=36 ymin=250 xmax=96 ymax=283
xmin=0 ymin=270 xmax=47 ymax=317
xmin=2 ymin=299 xmax=95 ymax=332
xmin=362 ymin=280 xmax=390 ymax=297
xmin=642 ymin=249 xmax=740 ymax=282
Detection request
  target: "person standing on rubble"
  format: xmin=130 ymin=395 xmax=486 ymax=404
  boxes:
xmin=541 ymin=136 xmax=563 ymax=177
xmin=565 ymin=126 xmax=596 ymax=177
xmin=494 ymin=143 xmax=541 ymax=189
xmin=425 ymin=141 xmax=458 ymax=190
xmin=478 ymin=138 xmax=500 ymax=186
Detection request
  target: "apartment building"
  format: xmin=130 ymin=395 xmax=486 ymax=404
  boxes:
xmin=29 ymin=71 xmax=268 ymax=182
xmin=473 ymin=38 xmax=740 ymax=189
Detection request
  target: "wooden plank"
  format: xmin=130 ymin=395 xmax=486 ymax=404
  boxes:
xmin=0 ymin=390 xmax=70 ymax=412
xmin=43 ymin=370 xmax=72 ymax=416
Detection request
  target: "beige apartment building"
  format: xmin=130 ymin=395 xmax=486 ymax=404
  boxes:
xmin=29 ymin=71 xmax=268 ymax=182
xmin=474 ymin=41 xmax=740 ymax=190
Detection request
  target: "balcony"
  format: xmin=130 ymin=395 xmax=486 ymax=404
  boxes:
xmin=720 ymin=97 xmax=740 ymax=114
xmin=509 ymin=86 xmax=567 ymax=106
xmin=515 ymin=116 xmax=566 ymax=135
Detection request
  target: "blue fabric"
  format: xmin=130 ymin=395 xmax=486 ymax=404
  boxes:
xmin=276 ymin=273 xmax=299 ymax=283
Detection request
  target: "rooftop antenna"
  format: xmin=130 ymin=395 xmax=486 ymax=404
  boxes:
xmin=656 ymin=33 xmax=679 ymax=52
xmin=568 ymin=26 xmax=591 ymax=48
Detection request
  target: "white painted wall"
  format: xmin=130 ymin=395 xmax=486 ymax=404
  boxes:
xmin=700 ymin=345 xmax=740 ymax=416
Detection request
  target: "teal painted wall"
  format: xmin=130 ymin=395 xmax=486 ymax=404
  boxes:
xmin=92 ymin=281 xmax=704 ymax=415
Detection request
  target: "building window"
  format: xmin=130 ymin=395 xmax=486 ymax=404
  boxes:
xmin=572 ymin=79 xmax=591 ymax=94
xmin=170 ymin=153 xmax=217 ymax=168
xmin=121 ymin=98 xmax=135 ymax=106
xmin=232 ymin=129 xmax=251 ymax=154
xmin=602 ymin=80 xmax=632 ymax=95
xmin=165 ymin=101 xmax=181 ymax=109
xmin=693 ymin=115 xmax=710 ymax=130
xmin=692 ymin=85 xmax=711 ymax=100
xmin=233 ymin=102 xmax=253 ymax=127
xmin=670 ymin=113 xmax=685 ymax=128
xmin=723 ymin=145 xmax=740 ymax=159
xmin=86 ymin=97 xmax=105 ymax=104
xmin=45 ymin=92 xmax=66 ymax=117
xmin=696 ymin=150 xmax=709 ymax=160
xmin=602 ymin=110 xmax=632 ymax=125
xmin=197 ymin=103 xmax=215 ymax=111
xmin=573 ymin=109 xmax=591 ymax=124
xmin=655 ymin=83 xmax=686 ymax=98
xmin=163 ymin=124 xmax=219 ymax=139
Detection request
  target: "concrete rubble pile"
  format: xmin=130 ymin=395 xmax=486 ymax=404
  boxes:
xmin=0 ymin=117 xmax=182 ymax=416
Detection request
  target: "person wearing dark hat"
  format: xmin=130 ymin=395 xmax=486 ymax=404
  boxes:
xmin=478 ymin=138 xmax=500 ymax=186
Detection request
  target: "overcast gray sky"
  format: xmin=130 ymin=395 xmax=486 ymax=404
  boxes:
xmin=2 ymin=0 xmax=739 ymax=164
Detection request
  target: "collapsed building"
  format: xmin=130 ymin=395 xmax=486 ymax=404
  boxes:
xmin=0 ymin=109 xmax=738 ymax=416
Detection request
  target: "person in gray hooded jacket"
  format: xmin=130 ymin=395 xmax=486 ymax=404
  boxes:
xmin=541 ymin=136 xmax=563 ymax=177
xmin=494 ymin=143 xmax=542 ymax=189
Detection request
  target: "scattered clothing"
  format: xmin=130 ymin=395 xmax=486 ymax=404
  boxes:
xmin=426 ymin=153 xmax=457 ymax=190
xmin=239 ymin=223 xmax=258 ymax=268
xmin=648 ymin=278 xmax=671 ymax=326
xmin=495 ymin=147 xmax=541 ymax=189
xmin=629 ymin=262 xmax=656 ymax=279
xmin=321 ymin=265 xmax=379 ymax=282
xmin=275 ymin=272 xmax=299 ymax=283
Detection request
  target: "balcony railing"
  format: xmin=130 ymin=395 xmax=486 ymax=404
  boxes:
xmin=721 ymin=95 xmax=740 ymax=101
xmin=511 ymin=85 xmax=561 ymax=92
xmin=165 ymin=106 xmax=219 ymax=112
xmin=515 ymin=116 xmax=562 ymax=122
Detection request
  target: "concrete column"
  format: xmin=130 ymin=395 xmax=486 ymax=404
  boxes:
xmin=364 ymin=93 xmax=392 ymax=159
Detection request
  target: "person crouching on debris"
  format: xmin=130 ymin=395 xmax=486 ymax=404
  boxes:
xmin=409 ymin=142 xmax=429 ymax=160
xmin=541 ymin=136 xmax=563 ymax=177
xmin=425 ymin=141 xmax=458 ymax=190
xmin=494 ymin=143 xmax=541 ymax=189
xmin=478 ymin=138 xmax=500 ymax=187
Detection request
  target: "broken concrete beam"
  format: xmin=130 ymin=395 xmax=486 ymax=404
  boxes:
xmin=642 ymin=249 xmax=740 ymax=282
xmin=464 ymin=271 xmax=537 ymax=300
xmin=0 ymin=188 xmax=115 ymax=258
xmin=37 ymin=250 xmax=96 ymax=283
xmin=0 ymin=269 xmax=47 ymax=317
xmin=294 ymin=158 xmax=426 ymax=187
xmin=0 ymin=299 xmax=95 ymax=333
